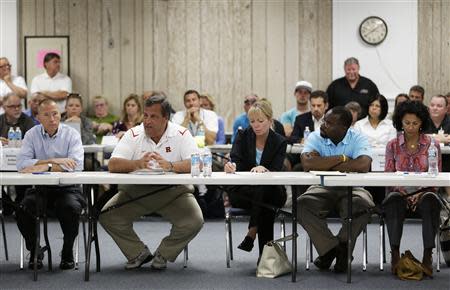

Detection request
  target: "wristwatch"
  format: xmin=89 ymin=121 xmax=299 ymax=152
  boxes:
xmin=47 ymin=163 xmax=53 ymax=172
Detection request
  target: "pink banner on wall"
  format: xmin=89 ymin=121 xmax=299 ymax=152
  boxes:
xmin=36 ymin=49 xmax=61 ymax=68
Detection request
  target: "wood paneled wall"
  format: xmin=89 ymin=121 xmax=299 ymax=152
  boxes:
xmin=17 ymin=0 xmax=450 ymax=127
xmin=18 ymin=0 xmax=332 ymax=129
xmin=418 ymin=0 xmax=450 ymax=101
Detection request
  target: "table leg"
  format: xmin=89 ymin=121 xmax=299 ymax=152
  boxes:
xmin=347 ymin=186 xmax=352 ymax=283
xmin=291 ymin=185 xmax=298 ymax=282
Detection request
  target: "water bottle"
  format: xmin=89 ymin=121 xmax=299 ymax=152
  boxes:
xmin=202 ymin=147 xmax=212 ymax=177
xmin=191 ymin=152 xmax=201 ymax=177
xmin=427 ymin=140 xmax=438 ymax=177
xmin=7 ymin=127 xmax=15 ymax=148
xmin=195 ymin=124 xmax=206 ymax=148
xmin=303 ymin=126 xmax=310 ymax=143
xmin=15 ymin=127 xmax=22 ymax=147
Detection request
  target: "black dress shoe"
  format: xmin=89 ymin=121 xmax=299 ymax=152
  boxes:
xmin=28 ymin=250 xmax=44 ymax=270
xmin=313 ymin=246 xmax=337 ymax=270
xmin=237 ymin=236 xmax=254 ymax=252
xmin=334 ymin=243 xmax=351 ymax=273
xmin=60 ymin=259 xmax=75 ymax=270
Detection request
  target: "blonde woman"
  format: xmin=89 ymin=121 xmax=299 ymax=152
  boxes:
xmin=224 ymin=99 xmax=287 ymax=260
xmin=112 ymin=94 xmax=143 ymax=139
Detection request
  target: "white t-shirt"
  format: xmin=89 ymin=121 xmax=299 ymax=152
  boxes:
xmin=354 ymin=116 xmax=397 ymax=146
xmin=30 ymin=72 xmax=72 ymax=113
xmin=111 ymin=122 xmax=199 ymax=162
xmin=171 ymin=108 xmax=219 ymax=136
xmin=0 ymin=75 xmax=28 ymax=114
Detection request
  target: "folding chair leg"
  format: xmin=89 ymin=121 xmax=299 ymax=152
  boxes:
xmin=363 ymin=226 xmax=367 ymax=271
xmin=20 ymin=235 xmax=24 ymax=270
xmin=75 ymin=235 xmax=79 ymax=270
xmin=225 ymin=213 xmax=232 ymax=268
xmin=305 ymin=235 xmax=313 ymax=270
xmin=280 ymin=214 xmax=286 ymax=251
xmin=379 ymin=222 xmax=384 ymax=271
xmin=1 ymin=215 xmax=8 ymax=260
xmin=183 ymin=245 xmax=188 ymax=268
xmin=436 ymin=234 xmax=440 ymax=272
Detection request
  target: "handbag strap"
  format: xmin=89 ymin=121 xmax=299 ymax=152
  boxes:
xmin=270 ymin=233 xmax=298 ymax=244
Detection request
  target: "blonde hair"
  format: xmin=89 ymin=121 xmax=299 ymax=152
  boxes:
xmin=199 ymin=93 xmax=216 ymax=111
xmin=120 ymin=94 xmax=143 ymax=124
xmin=247 ymin=98 xmax=273 ymax=120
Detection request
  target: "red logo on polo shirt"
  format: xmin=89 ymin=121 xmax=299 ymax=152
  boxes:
xmin=178 ymin=129 xmax=187 ymax=135
xmin=166 ymin=147 xmax=171 ymax=153
xmin=130 ymin=128 xmax=139 ymax=138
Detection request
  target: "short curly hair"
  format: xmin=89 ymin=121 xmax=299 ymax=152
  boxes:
xmin=392 ymin=100 xmax=430 ymax=132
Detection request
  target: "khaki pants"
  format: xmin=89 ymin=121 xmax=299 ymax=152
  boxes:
xmin=99 ymin=184 xmax=204 ymax=262
xmin=297 ymin=185 xmax=374 ymax=256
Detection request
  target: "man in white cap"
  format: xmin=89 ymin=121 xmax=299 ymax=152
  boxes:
xmin=279 ymin=80 xmax=312 ymax=137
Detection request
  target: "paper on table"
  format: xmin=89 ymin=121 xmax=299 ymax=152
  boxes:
xmin=310 ymin=171 xmax=346 ymax=176
xmin=130 ymin=168 xmax=165 ymax=175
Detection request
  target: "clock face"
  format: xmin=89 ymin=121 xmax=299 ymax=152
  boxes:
xmin=359 ymin=16 xmax=388 ymax=45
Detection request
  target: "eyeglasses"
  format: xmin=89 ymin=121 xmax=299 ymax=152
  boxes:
xmin=0 ymin=64 xmax=11 ymax=69
xmin=5 ymin=104 xmax=22 ymax=109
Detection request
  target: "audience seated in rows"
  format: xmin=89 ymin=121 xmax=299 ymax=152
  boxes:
xmin=286 ymin=90 xmax=328 ymax=171
xmin=24 ymin=93 xmax=46 ymax=125
xmin=0 ymin=93 xmax=34 ymax=146
xmin=61 ymin=93 xmax=96 ymax=145
xmin=354 ymin=94 xmax=397 ymax=146
xmin=90 ymin=95 xmax=118 ymax=143
xmin=409 ymin=85 xmax=425 ymax=102
xmin=200 ymin=93 xmax=226 ymax=145
xmin=279 ymin=80 xmax=312 ymax=137
xmin=0 ymin=57 xmax=27 ymax=114
xmin=344 ymin=101 xmax=362 ymax=127
xmin=327 ymin=57 xmax=379 ymax=119
xmin=30 ymin=53 xmax=72 ymax=113
xmin=231 ymin=93 xmax=258 ymax=143
xmin=112 ymin=94 xmax=143 ymax=139
xmin=383 ymin=100 xmax=442 ymax=276
xmin=172 ymin=89 xmax=218 ymax=146
xmin=425 ymin=94 xmax=450 ymax=144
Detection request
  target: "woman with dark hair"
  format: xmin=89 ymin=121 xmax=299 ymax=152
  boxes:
xmin=354 ymin=94 xmax=396 ymax=146
xmin=224 ymin=99 xmax=287 ymax=261
xmin=383 ymin=100 xmax=442 ymax=276
xmin=112 ymin=94 xmax=143 ymax=139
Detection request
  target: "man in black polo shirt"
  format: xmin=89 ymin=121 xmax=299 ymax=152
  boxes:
xmin=425 ymin=94 xmax=450 ymax=142
xmin=326 ymin=57 xmax=379 ymax=119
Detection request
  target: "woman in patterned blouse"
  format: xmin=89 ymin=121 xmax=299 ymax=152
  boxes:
xmin=383 ymin=100 xmax=442 ymax=276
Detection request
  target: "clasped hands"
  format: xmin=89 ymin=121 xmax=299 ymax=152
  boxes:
xmin=137 ymin=152 xmax=171 ymax=172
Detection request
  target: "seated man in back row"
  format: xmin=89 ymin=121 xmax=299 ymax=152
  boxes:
xmin=298 ymin=107 xmax=374 ymax=273
xmin=99 ymin=94 xmax=203 ymax=270
xmin=16 ymin=99 xmax=85 ymax=270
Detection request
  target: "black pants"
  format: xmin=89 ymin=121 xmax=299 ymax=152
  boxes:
xmin=16 ymin=185 xmax=85 ymax=260
xmin=383 ymin=191 xmax=441 ymax=249
xmin=228 ymin=185 xmax=286 ymax=255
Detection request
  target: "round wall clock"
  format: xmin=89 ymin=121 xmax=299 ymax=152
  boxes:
xmin=359 ymin=16 xmax=388 ymax=45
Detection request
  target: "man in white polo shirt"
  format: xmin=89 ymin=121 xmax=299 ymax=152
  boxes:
xmin=171 ymin=89 xmax=218 ymax=145
xmin=0 ymin=57 xmax=28 ymax=113
xmin=30 ymin=52 xmax=72 ymax=113
xmin=99 ymin=94 xmax=204 ymax=271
